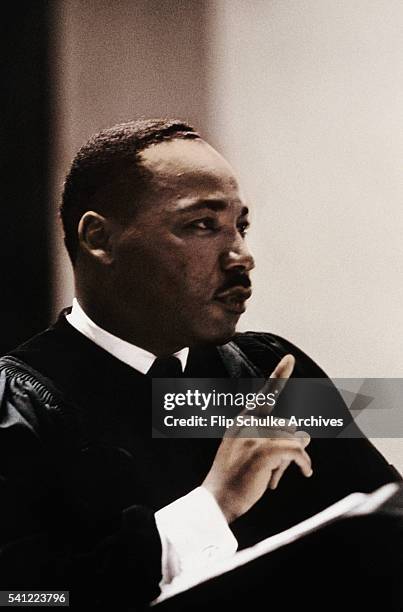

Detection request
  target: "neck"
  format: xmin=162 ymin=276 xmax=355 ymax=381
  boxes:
xmin=75 ymin=295 xmax=186 ymax=356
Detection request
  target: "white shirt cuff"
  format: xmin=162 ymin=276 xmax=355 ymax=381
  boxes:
xmin=155 ymin=486 xmax=238 ymax=587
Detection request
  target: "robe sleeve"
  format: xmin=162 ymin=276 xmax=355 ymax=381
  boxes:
xmin=0 ymin=368 xmax=162 ymax=609
xmin=230 ymin=332 xmax=401 ymax=547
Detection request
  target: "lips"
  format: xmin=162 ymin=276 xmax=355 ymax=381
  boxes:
xmin=213 ymin=286 xmax=252 ymax=314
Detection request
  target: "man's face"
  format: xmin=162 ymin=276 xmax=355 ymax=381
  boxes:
xmin=110 ymin=138 xmax=254 ymax=351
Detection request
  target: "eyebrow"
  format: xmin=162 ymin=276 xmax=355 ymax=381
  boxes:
xmin=176 ymin=199 xmax=249 ymax=216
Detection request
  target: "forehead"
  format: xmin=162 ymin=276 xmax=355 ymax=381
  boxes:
xmin=139 ymin=138 xmax=242 ymax=200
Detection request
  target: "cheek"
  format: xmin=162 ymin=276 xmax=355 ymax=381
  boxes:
xmin=114 ymin=238 xmax=220 ymax=302
xmin=115 ymin=239 xmax=173 ymax=281
xmin=181 ymin=254 xmax=219 ymax=297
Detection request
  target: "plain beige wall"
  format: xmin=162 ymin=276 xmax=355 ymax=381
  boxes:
xmin=207 ymin=0 xmax=403 ymax=377
xmin=51 ymin=0 xmax=402 ymax=473
xmin=205 ymin=0 xmax=403 ymax=471
xmin=50 ymin=0 xmax=209 ymax=312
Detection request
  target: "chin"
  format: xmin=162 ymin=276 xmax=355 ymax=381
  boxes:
xmin=189 ymin=318 xmax=239 ymax=347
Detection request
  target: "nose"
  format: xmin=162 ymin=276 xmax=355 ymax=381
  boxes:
xmin=220 ymin=234 xmax=255 ymax=273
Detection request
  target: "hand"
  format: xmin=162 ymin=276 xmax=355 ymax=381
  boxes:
xmin=202 ymin=355 xmax=313 ymax=523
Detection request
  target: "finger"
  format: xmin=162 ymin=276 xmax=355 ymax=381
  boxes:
xmin=294 ymin=430 xmax=311 ymax=448
xmin=289 ymin=448 xmax=313 ymax=478
xmin=262 ymin=418 xmax=297 ymax=436
xmin=259 ymin=354 xmax=295 ymax=399
xmin=268 ymin=461 xmax=288 ymax=490
xmin=251 ymin=354 xmax=295 ymax=418
xmin=270 ymin=354 xmax=295 ymax=380
xmin=283 ymin=418 xmax=297 ymax=434
xmin=236 ymin=354 xmax=295 ymax=423
xmin=258 ymin=427 xmax=296 ymax=439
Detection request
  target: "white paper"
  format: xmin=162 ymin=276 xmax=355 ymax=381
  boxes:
xmin=153 ymin=482 xmax=399 ymax=604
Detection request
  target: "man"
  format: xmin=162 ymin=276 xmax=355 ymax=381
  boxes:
xmin=0 ymin=119 xmax=400 ymax=609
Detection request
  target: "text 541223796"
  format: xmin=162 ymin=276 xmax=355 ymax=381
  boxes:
xmin=0 ymin=592 xmax=69 ymax=607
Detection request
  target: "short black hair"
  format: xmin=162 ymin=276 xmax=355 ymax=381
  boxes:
xmin=60 ymin=118 xmax=200 ymax=264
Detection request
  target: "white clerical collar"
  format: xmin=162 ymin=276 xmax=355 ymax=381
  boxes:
xmin=66 ymin=298 xmax=189 ymax=374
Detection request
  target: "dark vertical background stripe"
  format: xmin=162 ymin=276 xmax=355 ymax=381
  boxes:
xmin=1 ymin=1 xmax=51 ymax=354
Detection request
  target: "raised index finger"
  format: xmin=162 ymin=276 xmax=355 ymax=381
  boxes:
xmin=256 ymin=354 xmax=295 ymax=411
xmin=269 ymin=354 xmax=295 ymax=381
xmin=239 ymin=354 xmax=295 ymax=422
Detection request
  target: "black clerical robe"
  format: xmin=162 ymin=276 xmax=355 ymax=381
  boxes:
xmin=0 ymin=312 xmax=400 ymax=609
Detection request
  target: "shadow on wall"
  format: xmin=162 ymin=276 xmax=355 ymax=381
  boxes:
xmin=1 ymin=1 xmax=51 ymax=354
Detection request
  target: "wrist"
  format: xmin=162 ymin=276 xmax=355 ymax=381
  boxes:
xmin=201 ymin=481 xmax=239 ymax=524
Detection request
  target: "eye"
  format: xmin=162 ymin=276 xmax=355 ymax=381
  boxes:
xmin=238 ymin=221 xmax=249 ymax=237
xmin=189 ymin=218 xmax=218 ymax=231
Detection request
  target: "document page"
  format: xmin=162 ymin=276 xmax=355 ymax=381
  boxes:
xmin=154 ymin=482 xmax=398 ymax=604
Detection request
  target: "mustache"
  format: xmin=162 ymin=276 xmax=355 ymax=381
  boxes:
xmin=216 ymin=273 xmax=251 ymax=293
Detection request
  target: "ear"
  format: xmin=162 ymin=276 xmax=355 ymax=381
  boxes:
xmin=78 ymin=211 xmax=116 ymax=264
